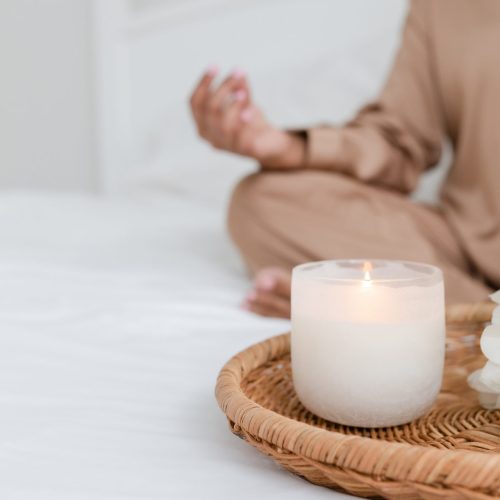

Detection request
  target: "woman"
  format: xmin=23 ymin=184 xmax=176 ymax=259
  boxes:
xmin=189 ymin=0 xmax=500 ymax=318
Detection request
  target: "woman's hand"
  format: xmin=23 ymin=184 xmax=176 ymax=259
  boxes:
xmin=189 ymin=66 xmax=306 ymax=169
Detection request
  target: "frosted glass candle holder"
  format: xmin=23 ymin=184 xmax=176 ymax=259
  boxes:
xmin=291 ymin=259 xmax=445 ymax=428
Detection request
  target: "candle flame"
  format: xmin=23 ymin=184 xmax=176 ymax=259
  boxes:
xmin=362 ymin=261 xmax=373 ymax=287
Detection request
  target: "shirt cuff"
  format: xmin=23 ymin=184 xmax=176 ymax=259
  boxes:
xmin=305 ymin=126 xmax=343 ymax=169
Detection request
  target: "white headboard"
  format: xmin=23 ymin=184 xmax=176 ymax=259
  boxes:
xmin=93 ymin=0 xmax=420 ymax=206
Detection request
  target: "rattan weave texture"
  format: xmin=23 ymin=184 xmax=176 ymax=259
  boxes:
xmin=216 ymin=303 xmax=500 ymax=499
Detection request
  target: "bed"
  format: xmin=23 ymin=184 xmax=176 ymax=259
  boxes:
xmin=0 ymin=191 xmax=357 ymax=499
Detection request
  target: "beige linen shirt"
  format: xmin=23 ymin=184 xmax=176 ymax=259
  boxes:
xmin=305 ymin=0 xmax=500 ymax=287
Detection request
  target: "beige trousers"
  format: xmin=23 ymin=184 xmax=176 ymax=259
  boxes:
xmin=227 ymin=170 xmax=492 ymax=304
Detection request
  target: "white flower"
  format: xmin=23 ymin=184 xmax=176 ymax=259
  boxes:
xmin=468 ymin=290 xmax=500 ymax=408
xmin=468 ymin=369 xmax=500 ymax=409
xmin=479 ymin=324 xmax=500 ymax=363
xmin=492 ymin=305 xmax=500 ymax=325
xmin=479 ymin=361 xmax=500 ymax=392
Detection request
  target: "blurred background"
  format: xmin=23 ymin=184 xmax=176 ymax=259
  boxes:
xmin=0 ymin=2 xmax=462 ymax=499
xmin=0 ymin=0 xmax=451 ymax=210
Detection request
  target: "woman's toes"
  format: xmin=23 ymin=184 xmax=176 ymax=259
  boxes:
xmin=245 ymin=302 xmax=285 ymax=318
xmin=242 ymin=289 xmax=290 ymax=319
xmin=241 ymin=267 xmax=292 ymax=318
xmin=254 ymin=267 xmax=291 ymax=298
xmin=255 ymin=273 xmax=276 ymax=291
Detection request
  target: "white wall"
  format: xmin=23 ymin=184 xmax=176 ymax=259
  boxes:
xmin=0 ymin=0 xmax=97 ymax=191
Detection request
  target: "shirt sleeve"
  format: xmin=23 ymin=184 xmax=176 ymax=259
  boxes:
xmin=305 ymin=0 xmax=445 ymax=193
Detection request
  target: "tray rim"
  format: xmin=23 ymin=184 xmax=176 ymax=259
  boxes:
xmin=215 ymin=302 xmax=500 ymax=497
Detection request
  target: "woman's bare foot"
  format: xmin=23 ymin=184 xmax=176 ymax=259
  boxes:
xmin=242 ymin=267 xmax=291 ymax=318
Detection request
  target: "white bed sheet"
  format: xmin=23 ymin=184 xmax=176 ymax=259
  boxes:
xmin=0 ymin=192 xmax=353 ymax=500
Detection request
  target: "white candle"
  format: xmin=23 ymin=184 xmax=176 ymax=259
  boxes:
xmin=291 ymin=259 xmax=445 ymax=428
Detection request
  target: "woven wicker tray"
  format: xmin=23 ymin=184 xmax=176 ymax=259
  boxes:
xmin=216 ymin=303 xmax=500 ymax=499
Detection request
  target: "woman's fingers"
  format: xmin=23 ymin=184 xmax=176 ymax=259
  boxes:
xmin=219 ymin=90 xmax=248 ymax=149
xmin=233 ymin=109 xmax=265 ymax=156
xmin=243 ymin=290 xmax=291 ymax=318
xmin=189 ymin=65 xmax=219 ymax=134
xmin=190 ymin=66 xmax=269 ymax=155
xmin=207 ymin=69 xmax=246 ymax=126
xmin=206 ymin=70 xmax=251 ymax=148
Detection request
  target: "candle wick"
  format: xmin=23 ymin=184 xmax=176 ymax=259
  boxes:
xmin=362 ymin=261 xmax=373 ymax=284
